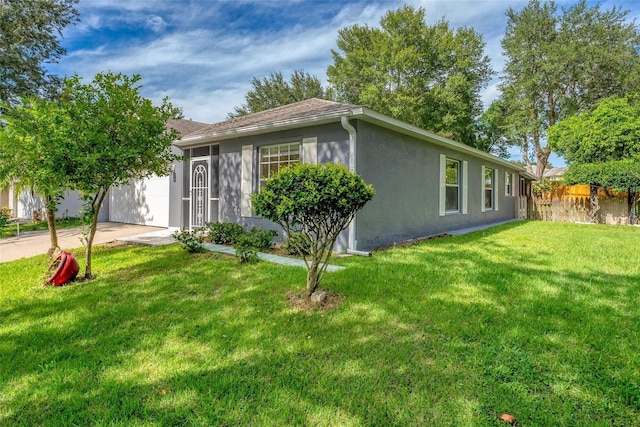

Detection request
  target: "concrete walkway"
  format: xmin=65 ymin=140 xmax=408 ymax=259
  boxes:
xmin=0 ymin=222 xmax=169 ymax=263
xmin=203 ymin=243 xmax=345 ymax=272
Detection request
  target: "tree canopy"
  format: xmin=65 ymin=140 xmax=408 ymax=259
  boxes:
xmin=0 ymin=0 xmax=79 ymax=104
xmin=327 ymin=5 xmax=492 ymax=147
xmin=229 ymin=70 xmax=331 ymax=118
xmin=549 ymin=95 xmax=640 ymax=165
xmin=0 ymin=97 xmax=73 ymax=253
xmin=499 ymin=0 xmax=640 ymax=179
xmin=550 ymin=94 xmax=640 ymax=223
xmin=61 ymin=72 xmax=182 ymax=278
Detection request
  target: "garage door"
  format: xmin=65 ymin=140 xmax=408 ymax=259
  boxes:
xmin=109 ymin=175 xmax=169 ymax=227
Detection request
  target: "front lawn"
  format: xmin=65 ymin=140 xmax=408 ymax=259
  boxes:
xmin=1 ymin=221 xmax=639 ymax=425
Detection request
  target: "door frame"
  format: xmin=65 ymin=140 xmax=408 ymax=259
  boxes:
xmin=189 ymin=156 xmax=211 ymax=230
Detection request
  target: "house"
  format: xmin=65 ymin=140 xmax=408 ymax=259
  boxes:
xmin=174 ymin=99 xmax=534 ymax=251
xmin=1 ymin=118 xmax=208 ymax=227
xmin=3 ymin=100 xmax=535 ymax=250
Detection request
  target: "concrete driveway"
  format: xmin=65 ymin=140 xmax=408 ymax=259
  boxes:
xmin=0 ymin=222 xmax=172 ymax=263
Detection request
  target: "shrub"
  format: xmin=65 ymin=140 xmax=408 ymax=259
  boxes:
xmin=0 ymin=207 xmax=11 ymax=235
xmin=246 ymin=227 xmax=278 ymax=251
xmin=234 ymin=234 xmax=260 ymax=263
xmin=284 ymin=231 xmax=311 ymax=256
xmin=232 ymin=227 xmax=277 ymax=263
xmin=173 ymin=229 xmax=205 ymax=253
xmin=253 ymin=163 xmax=374 ymax=297
xmin=205 ymin=222 xmax=245 ymax=245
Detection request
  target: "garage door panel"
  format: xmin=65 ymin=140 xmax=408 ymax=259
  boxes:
xmin=110 ymin=176 xmax=169 ymax=227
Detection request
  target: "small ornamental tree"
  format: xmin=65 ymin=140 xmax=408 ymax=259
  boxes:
xmin=0 ymin=97 xmax=72 ymax=255
xmin=61 ymin=72 xmax=182 ymax=279
xmin=253 ymin=163 xmax=374 ymax=298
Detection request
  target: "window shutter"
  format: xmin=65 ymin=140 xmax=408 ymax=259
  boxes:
xmin=439 ymin=154 xmax=446 ymax=216
xmin=462 ymin=161 xmax=468 ymax=214
xmin=241 ymin=145 xmax=253 ymax=217
xmin=302 ymin=137 xmax=318 ymax=164
xmin=481 ymin=166 xmax=486 ymax=213
xmin=494 ymin=168 xmax=499 ymax=211
xmin=505 ymin=172 xmax=509 ymax=196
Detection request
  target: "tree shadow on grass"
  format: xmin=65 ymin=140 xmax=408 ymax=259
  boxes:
xmin=1 ymin=224 xmax=640 ymax=425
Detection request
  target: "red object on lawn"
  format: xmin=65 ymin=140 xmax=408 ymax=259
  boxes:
xmin=500 ymin=413 xmax=516 ymax=424
xmin=46 ymin=251 xmax=80 ymax=286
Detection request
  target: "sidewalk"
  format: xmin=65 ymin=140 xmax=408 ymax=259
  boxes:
xmin=0 ymin=222 xmax=169 ymax=263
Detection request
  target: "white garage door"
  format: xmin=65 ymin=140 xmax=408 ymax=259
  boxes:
xmin=109 ymin=175 xmax=169 ymax=227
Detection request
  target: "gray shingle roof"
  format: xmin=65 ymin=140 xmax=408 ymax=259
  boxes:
xmin=166 ymin=118 xmax=209 ymax=137
xmin=183 ymin=98 xmax=357 ymax=138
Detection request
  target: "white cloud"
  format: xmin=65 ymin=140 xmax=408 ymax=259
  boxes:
xmin=146 ymin=15 xmax=167 ymax=32
xmin=50 ymin=0 xmax=640 ymax=136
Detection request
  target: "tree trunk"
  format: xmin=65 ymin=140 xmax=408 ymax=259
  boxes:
xmin=83 ymin=189 xmax=108 ymax=280
xmin=84 ymin=207 xmax=100 ymax=279
xmin=306 ymin=261 xmax=319 ymax=298
xmin=45 ymin=196 xmax=59 ymax=258
xmin=589 ymin=184 xmax=600 ymax=224
xmin=629 ymin=187 xmax=637 ymax=225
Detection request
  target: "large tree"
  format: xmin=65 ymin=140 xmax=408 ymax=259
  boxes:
xmin=327 ymin=5 xmax=492 ymax=147
xmin=499 ymin=0 xmax=640 ymax=180
xmin=0 ymin=97 xmax=72 ymax=255
xmin=61 ymin=72 xmax=182 ymax=279
xmin=549 ymin=95 xmax=640 ymax=223
xmin=229 ymin=70 xmax=331 ymax=118
xmin=0 ymin=0 xmax=79 ymax=104
xmin=474 ymin=99 xmax=514 ymax=158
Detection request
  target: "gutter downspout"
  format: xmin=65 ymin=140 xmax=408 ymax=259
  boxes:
xmin=341 ymin=116 xmax=370 ymax=256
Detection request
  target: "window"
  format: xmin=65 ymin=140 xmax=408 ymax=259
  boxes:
xmin=445 ymin=159 xmax=460 ymax=212
xmin=484 ymin=167 xmax=494 ymax=210
xmin=505 ymin=172 xmax=513 ymax=196
xmin=258 ymin=142 xmax=300 ymax=189
xmin=439 ymin=155 xmax=467 ymax=216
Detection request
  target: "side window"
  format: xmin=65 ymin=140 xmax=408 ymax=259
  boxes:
xmin=445 ymin=159 xmax=460 ymax=212
xmin=484 ymin=167 xmax=494 ymax=210
xmin=505 ymin=172 xmax=513 ymax=196
xmin=258 ymin=142 xmax=300 ymax=190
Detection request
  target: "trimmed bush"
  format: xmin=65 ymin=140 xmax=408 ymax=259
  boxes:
xmin=232 ymin=227 xmax=278 ymax=263
xmin=173 ymin=229 xmax=205 ymax=253
xmin=253 ymin=163 xmax=374 ymax=297
xmin=205 ymin=222 xmax=245 ymax=245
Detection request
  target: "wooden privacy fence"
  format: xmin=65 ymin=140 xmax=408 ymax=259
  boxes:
xmin=533 ymin=183 xmax=635 ymax=224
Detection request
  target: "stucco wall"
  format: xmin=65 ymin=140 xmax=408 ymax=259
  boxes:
xmin=181 ymin=120 xmax=525 ymax=252
xmin=354 ymin=121 xmax=520 ymax=250
xmin=179 ymin=123 xmax=350 ymax=244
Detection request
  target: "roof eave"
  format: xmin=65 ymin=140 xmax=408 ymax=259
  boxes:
xmin=175 ymin=104 xmax=530 ymax=176
xmin=175 ymin=110 xmax=351 ymax=148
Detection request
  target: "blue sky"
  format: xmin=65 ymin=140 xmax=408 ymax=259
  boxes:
xmin=47 ymin=0 xmax=640 ymax=164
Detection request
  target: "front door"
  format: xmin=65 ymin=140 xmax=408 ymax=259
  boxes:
xmin=190 ymin=157 xmax=209 ymax=229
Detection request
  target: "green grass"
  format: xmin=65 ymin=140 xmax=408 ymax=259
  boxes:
xmin=0 ymin=216 xmax=84 ymax=238
xmin=1 ymin=221 xmax=639 ymax=426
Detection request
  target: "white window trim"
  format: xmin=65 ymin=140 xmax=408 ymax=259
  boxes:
xmin=439 ymin=155 xmax=446 ymax=216
xmin=258 ymin=142 xmax=301 ymax=190
xmin=440 ymin=156 xmax=467 ymax=216
xmin=505 ymin=171 xmax=513 ymax=197
xmin=462 ymin=161 xmax=468 ymax=214
xmin=494 ymin=168 xmax=499 ymax=211
xmin=482 ymin=166 xmax=498 ymax=212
